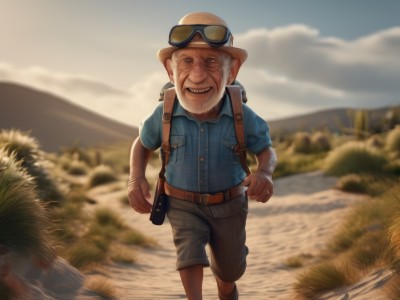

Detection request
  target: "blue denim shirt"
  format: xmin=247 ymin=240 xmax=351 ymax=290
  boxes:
xmin=140 ymin=93 xmax=272 ymax=193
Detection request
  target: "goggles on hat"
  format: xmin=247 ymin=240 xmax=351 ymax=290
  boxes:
xmin=168 ymin=24 xmax=232 ymax=48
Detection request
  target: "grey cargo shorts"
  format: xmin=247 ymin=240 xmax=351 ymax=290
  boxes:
xmin=166 ymin=193 xmax=249 ymax=282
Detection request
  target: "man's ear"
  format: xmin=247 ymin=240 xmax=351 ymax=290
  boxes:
xmin=227 ymin=58 xmax=241 ymax=84
xmin=165 ymin=59 xmax=174 ymax=83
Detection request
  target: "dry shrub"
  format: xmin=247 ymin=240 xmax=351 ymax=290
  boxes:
xmin=85 ymin=275 xmax=118 ymax=299
xmin=388 ymin=215 xmax=400 ymax=266
xmin=0 ymin=129 xmax=63 ymax=203
xmin=294 ymin=262 xmax=358 ymax=299
xmin=0 ymin=150 xmax=54 ymax=264
xmin=324 ymin=141 xmax=387 ymax=176
xmin=110 ymin=244 xmax=136 ymax=264
xmin=311 ymin=131 xmax=331 ymax=152
xmin=88 ymin=165 xmax=118 ymax=187
xmin=290 ymin=132 xmax=312 ymax=154
xmin=67 ymin=159 xmax=89 ymax=175
xmin=335 ymin=174 xmax=368 ymax=194
xmin=66 ymin=241 xmax=106 ymax=270
xmin=384 ymin=272 xmax=400 ymax=300
xmin=386 ymin=126 xmax=400 ymax=155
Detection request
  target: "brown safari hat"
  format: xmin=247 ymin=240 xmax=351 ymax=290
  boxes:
xmin=157 ymin=12 xmax=248 ymax=66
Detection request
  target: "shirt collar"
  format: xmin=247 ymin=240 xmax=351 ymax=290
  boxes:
xmin=172 ymin=92 xmax=233 ymax=119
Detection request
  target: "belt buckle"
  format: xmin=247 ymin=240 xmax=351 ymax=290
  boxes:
xmin=200 ymin=194 xmax=210 ymax=205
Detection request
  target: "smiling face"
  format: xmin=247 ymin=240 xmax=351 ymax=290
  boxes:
xmin=166 ymin=47 xmax=240 ymax=116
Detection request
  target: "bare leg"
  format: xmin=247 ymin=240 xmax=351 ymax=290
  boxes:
xmin=179 ymin=264 xmax=203 ymax=300
xmin=216 ymin=277 xmax=237 ymax=300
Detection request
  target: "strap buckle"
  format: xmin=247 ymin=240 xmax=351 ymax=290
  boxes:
xmin=199 ymin=194 xmax=210 ymax=205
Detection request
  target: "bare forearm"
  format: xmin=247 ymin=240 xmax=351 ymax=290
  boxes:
xmin=127 ymin=137 xmax=154 ymax=213
xmin=255 ymin=147 xmax=277 ymax=176
xmin=129 ymin=137 xmax=153 ymax=179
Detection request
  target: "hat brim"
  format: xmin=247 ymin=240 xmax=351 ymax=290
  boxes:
xmin=157 ymin=44 xmax=248 ymax=66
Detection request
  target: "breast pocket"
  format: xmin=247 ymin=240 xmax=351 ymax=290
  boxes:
xmin=222 ymin=138 xmax=241 ymax=164
xmin=169 ymin=135 xmax=185 ymax=164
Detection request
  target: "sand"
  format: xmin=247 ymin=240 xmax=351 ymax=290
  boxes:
xmin=82 ymin=171 xmax=395 ymax=299
xmin=3 ymin=171 xmax=395 ymax=299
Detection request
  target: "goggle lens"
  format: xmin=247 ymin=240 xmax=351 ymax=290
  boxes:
xmin=170 ymin=26 xmax=194 ymax=43
xmin=169 ymin=25 xmax=231 ymax=48
xmin=203 ymin=25 xmax=227 ymax=42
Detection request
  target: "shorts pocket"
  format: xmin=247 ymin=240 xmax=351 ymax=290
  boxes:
xmin=208 ymin=194 xmax=247 ymax=219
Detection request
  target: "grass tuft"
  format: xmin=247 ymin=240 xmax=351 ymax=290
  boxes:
xmin=386 ymin=126 xmax=400 ymax=155
xmin=0 ymin=150 xmax=54 ymax=263
xmin=0 ymin=129 xmax=64 ymax=203
xmin=294 ymin=262 xmax=355 ymax=299
xmin=324 ymin=141 xmax=387 ymax=176
xmin=88 ymin=165 xmax=118 ymax=187
xmin=85 ymin=275 xmax=118 ymax=299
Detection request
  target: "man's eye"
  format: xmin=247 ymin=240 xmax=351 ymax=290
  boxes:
xmin=206 ymin=58 xmax=220 ymax=69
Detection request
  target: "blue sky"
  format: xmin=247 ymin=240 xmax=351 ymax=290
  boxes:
xmin=1 ymin=0 xmax=399 ymax=127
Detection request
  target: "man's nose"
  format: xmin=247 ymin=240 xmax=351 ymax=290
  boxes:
xmin=189 ymin=60 xmax=208 ymax=83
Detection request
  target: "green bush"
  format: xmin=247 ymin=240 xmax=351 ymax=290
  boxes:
xmin=92 ymin=208 xmax=125 ymax=229
xmin=60 ymin=144 xmax=94 ymax=167
xmin=324 ymin=141 xmax=387 ymax=176
xmin=66 ymin=242 xmax=106 ymax=269
xmin=0 ymin=150 xmax=54 ymax=263
xmin=67 ymin=159 xmax=89 ymax=175
xmin=294 ymin=262 xmax=352 ymax=299
xmin=290 ymin=132 xmax=312 ymax=154
xmin=88 ymin=165 xmax=118 ymax=187
xmin=311 ymin=132 xmax=331 ymax=152
xmin=335 ymin=174 xmax=368 ymax=194
xmin=0 ymin=129 xmax=64 ymax=203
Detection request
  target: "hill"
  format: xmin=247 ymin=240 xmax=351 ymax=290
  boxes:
xmin=268 ymin=105 xmax=399 ymax=137
xmin=0 ymin=81 xmax=398 ymax=152
xmin=0 ymin=82 xmax=138 ymax=152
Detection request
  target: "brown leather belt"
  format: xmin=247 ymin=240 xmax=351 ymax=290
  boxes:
xmin=164 ymin=182 xmax=247 ymax=205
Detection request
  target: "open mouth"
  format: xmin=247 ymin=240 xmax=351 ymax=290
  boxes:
xmin=188 ymin=87 xmax=212 ymax=94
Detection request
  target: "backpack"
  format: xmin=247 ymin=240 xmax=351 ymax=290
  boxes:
xmin=158 ymin=82 xmax=250 ymax=178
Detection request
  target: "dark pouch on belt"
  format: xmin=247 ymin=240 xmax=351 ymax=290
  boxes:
xmin=150 ymin=178 xmax=167 ymax=225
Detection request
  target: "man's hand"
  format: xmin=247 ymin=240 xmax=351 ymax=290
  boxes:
xmin=242 ymin=170 xmax=273 ymax=203
xmin=127 ymin=176 xmax=153 ymax=213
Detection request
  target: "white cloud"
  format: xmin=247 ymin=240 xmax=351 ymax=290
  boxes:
xmin=234 ymin=25 xmax=400 ymax=120
xmin=1 ymin=24 xmax=399 ymax=127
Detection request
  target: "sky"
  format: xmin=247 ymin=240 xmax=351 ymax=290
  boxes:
xmin=1 ymin=0 xmax=399 ymax=127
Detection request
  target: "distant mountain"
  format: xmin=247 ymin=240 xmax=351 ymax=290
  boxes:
xmin=267 ymin=106 xmax=399 ymax=137
xmin=1 ymin=82 xmax=397 ymax=152
xmin=0 ymin=82 xmax=138 ymax=152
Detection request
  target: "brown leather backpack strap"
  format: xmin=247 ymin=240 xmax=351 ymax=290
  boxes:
xmin=226 ymin=85 xmax=251 ymax=175
xmin=159 ymin=87 xmax=176 ymax=179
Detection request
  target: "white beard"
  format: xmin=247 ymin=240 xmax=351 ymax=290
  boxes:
xmin=176 ymin=86 xmax=225 ymax=115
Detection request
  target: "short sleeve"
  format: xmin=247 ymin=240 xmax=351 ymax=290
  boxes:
xmin=243 ymin=104 xmax=272 ymax=154
xmin=139 ymin=102 xmax=163 ymax=150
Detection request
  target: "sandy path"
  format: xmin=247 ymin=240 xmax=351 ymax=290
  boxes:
xmin=86 ymin=171 xmax=389 ymax=299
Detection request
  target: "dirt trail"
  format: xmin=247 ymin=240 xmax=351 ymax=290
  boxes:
xmin=86 ymin=171 xmax=391 ymax=299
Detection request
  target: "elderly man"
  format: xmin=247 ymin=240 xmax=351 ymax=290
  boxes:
xmin=128 ymin=12 xmax=277 ymax=300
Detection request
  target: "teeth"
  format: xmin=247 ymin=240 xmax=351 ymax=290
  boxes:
xmin=189 ymin=87 xmax=211 ymax=93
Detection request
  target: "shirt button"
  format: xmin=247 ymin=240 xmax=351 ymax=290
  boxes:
xmin=200 ymin=128 xmax=204 ymax=133
xmin=199 ymin=157 xmax=205 ymax=162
